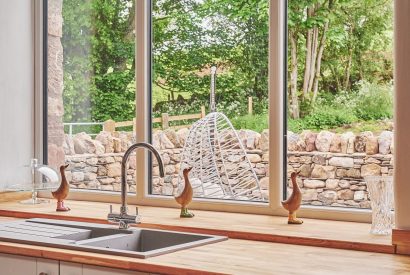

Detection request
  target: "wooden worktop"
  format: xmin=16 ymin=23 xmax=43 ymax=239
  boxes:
xmin=0 ymin=226 xmax=408 ymax=275
xmin=0 ymin=200 xmax=393 ymax=253
xmin=0 ymin=201 xmax=408 ymax=274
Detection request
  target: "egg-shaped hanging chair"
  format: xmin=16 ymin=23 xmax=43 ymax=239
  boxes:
xmin=175 ymin=67 xmax=264 ymax=202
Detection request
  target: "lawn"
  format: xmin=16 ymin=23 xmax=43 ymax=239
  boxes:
xmin=152 ymin=84 xmax=192 ymax=106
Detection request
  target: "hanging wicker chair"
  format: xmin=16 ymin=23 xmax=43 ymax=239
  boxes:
xmin=175 ymin=67 xmax=264 ymax=202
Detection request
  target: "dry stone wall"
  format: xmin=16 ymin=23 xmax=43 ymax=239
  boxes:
xmin=63 ymin=129 xmax=393 ymax=209
xmin=65 ymin=153 xmax=137 ymax=192
xmin=287 ymin=152 xmax=392 ymax=208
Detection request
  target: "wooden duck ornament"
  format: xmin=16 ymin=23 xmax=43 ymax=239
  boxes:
xmin=281 ymin=171 xmax=303 ymax=224
xmin=175 ymin=167 xmax=194 ymax=218
xmin=52 ymin=164 xmax=70 ymax=211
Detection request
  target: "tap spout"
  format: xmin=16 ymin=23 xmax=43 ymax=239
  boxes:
xmin=120 ymin=142 xmax=164 ymax=215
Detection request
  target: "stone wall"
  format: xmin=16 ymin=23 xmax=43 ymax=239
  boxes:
xmin=63 ymin=129 xmax=394 ymax=209
xmin=287 ymin=152 xmax=392 ymax=208
xmin=65 ymin=153 xmax=137 ymax=192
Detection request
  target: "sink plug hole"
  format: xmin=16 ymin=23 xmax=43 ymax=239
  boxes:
xmin=106 ymin=246 xmax=110 ymax=248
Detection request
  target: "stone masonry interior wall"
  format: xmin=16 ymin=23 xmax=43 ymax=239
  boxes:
xmin=47 ymin=0 xmax=65 ymax=169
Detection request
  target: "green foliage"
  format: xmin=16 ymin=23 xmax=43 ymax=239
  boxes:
xmin=230 ymin=114 xmax=268 ymax=133
xmin=305 ymin=107 xmax=358 ymax=129
xmin=61 ymin=0 xmax=393 ymax=136
xmin=322 ymin=0 xmax=394 ymax=92
xmin=288 ymin=107 xmax=358 ymax=132
xmin=287 ymin=0 xmax=393 ymax=118
xmin=331 ymin=120 xmax=393 ymax=134
xmin=62 ymin=0 xmax=135 ymax=123
xmin=152 ymin=0 xmax=269 ymax=107
xmin=354 ymin=81 xmax=393 ymax=120
xmin=288 ymin=81 xmax=393 ymax=132
xmin=62 ymin=0 xmax=94 ymax=122
xmin=153 ymin=96 xmax=249 ymax=119
xmin=153 ymin=98 xmax=207 ymax=118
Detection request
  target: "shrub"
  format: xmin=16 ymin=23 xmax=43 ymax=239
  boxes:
xmin=287 ymin=82 xmax=393 ymax=133
xmin=306 ymin=107 xmax=358 ymax=129
xmin=152 ymin=98 xmax=207 ymax=118
xmin=354 ymin=81 xmax=393 ymax=120
xmin=288 ymin=107 xmax=358 ymax=133
xmin=287 ymin=118 xmax=306 ymax=133
xmin=230 ymin=114 xmax=268 ymax=133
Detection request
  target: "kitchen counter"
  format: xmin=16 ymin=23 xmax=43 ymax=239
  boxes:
xmin=0 ymin=200 xmax=406 ymax=274
xmin=0 ymin=224 xmax=408 ymax=275
xmin=0 ymin=200 xmax=393 ymax=253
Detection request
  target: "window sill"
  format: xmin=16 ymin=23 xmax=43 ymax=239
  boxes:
xmin=38 ymin=189 xmax=373 ymax=223
xmin=0 ymin=200 xmax=394 ymax=254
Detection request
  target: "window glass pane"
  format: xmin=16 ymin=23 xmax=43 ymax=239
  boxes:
xmin=286 ymin=0 xmax=394 ymax=209
xmin=47 ymin=0 xmax=136 ymax=193
xmin=150 ymin=0 xmax=269 ymax=203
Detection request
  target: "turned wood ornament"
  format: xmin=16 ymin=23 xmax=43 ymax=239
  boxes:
xmin=281 ymin=171 xmax=303 ymax=224
xmin=52 ymin=164 xmax=71 ymax=211
xmin=175 ymin=167 xmax=195 ymax=218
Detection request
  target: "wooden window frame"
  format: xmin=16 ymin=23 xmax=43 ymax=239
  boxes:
xmin=37 ymin=0 xmax=372 ymax=223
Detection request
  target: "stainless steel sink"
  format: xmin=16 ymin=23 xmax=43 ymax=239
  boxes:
xmin=0 ymin=218 xmax=227 ymax=258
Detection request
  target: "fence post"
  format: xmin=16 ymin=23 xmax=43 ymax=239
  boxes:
xmin=68 ymin=124 xmax=73 ymax=137
xmin=103 ymin=119 xmax=116 ymax=133
xmin=132 ymin=117 xmax=137 ymax=135
xmin=248 ymin=97 xmax=253 ymax=115
xmin=201 ymin=105 xmax=206 ymax=118
xmin=161 ymin=113 xmax=169 ymax=129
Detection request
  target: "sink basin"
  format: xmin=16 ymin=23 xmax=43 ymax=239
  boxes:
xmin=55 ymin=228 xmax=128 ymax=241
xmin=77 ymin=229 xmax=218 ymax=257
xmin=0 ymin=218 xmax=227 ymax=258
xmin=80 ymin=229 xmax=211 ymax=251
xmin=26 ymin=219 xmax=133 ymax=241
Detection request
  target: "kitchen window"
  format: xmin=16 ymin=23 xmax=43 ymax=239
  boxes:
xmin=41 ymin=0 xmax=383 ymax=221
xmin=45 ymin=0 xmax=137 ymax=197
xmin=286 ymin=0 xmax=394 ymax=211
xmin=149 ymin=0 xmax=270 ymax=204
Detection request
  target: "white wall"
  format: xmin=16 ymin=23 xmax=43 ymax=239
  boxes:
xmin=0 ymin=1 xmax=34 ymax=188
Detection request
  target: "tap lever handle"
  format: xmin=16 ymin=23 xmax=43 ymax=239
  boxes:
xmin=110 ymin=204 xmax=113 ymax=213
xmin=136 ymin=207 xmax=139 ymax=215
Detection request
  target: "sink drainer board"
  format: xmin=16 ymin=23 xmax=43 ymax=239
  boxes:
xmin=0 ymin=218 xmax=227 ymax=258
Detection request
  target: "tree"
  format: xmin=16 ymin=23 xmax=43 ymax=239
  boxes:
xmin=287 ymin=0 xmax=392 ymax=119
xmin=62 ymin=0 xmax=136 ymax=123
xmin=91 ymin=0 xmax=136 ymax=122
xmin=152 ymin=0 xmax=269 ymax=114
xmin=61 ymin=0 xmax=393 ymax=125
xmin=61 ymin=0 xmax=94 ymax=122
xmin=288 ymin=0 xmax=337 ymax=118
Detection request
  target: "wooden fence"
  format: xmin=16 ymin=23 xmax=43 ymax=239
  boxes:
xmin=102 ymin=97 xmax=254 ymax=133
xmin=103 ymin=106 xmax=206 ymax=133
